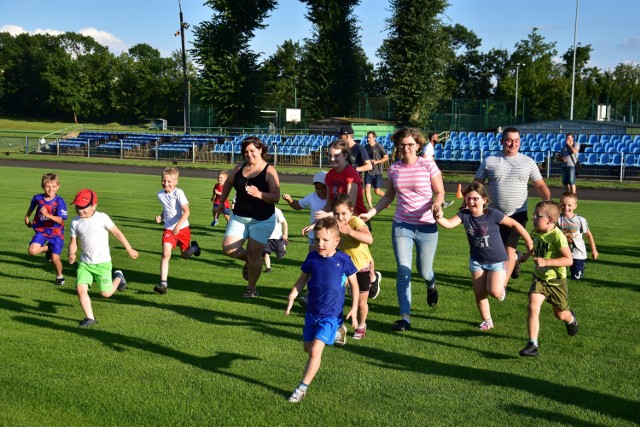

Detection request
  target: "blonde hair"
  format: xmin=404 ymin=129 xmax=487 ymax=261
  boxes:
xmin=560 ymin=191 xmax=578 ymax=203
xmin=41 ymin=172 xmax=59 ymax=187
xmin=163 ymin=167 xmax=179 ymax=178
xmin=218 ymin=170 xmax=228 ymax=178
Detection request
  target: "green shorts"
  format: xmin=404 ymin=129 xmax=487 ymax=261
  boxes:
xmin=529 ymin=276 xmax=570 ymax=311
xmin=76 ymin=261 xmax=113 ymax=292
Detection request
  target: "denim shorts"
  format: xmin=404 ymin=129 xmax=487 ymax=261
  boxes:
xmin=225 ymin=213 xmax=276 ymax=245
xmin=561 ymin=165 xmax=576 ymax=185
xmin=469 ymin=258 xmax=507 ymax=273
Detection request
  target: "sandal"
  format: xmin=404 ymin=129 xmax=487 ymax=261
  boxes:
xmin=242 ymin=288 xmax=259 ymax=298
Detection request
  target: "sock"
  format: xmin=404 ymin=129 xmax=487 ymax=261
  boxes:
xmin=298 ymin=382 xmax=308 ymax=391
xmin=565 ymin=315 xmax=576 ymax=325
xmin=57 ymin=275 xmax=64 ymax=279
xmin=160 ymin=280 xmax=168 ymax=287
xmin=530 ymin=339 xmax=538 ymax=346
xmin=426 ymin=278 xmax=436 ymax=290
xmin=401 ymin=315 xmax=411 ymax=323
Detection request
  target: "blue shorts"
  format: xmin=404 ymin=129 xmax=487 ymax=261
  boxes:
xmin=570 ymin=259 xmax=586 ymax=280
xmin=561 ymin=165 xmax=576 ymax=185
xmin=469 ymin=258 xmax=507 ymax=273
xmin=302 ymin=313 xmax=342 ymax=345
xmin=364 ymin=173 xmax=383 ymax=189
xmin=30 ymin=233 xmax=64 ymax=255
xmin=214 ymin=203 xmax=231 ymax=215
xmin=224 ymin=213 xmax=276 ymax=245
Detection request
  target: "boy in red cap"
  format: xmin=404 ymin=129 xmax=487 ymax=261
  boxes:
xmin=68 ymin=189 xmax=139 ymax=327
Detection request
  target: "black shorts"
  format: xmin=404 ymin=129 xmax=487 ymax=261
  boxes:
xmin=355 ymin=271 xmax=371 ymax=293
xmin=263 ymin=238 xmax=287 ymax=259
xmin=499 ymin=211 xmax=528 ymax=248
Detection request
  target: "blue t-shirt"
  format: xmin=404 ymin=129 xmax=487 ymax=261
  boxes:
xmin=456 ymin=208 xmax=507 ymax=263
xmin=302 ymin=250 xmax=357 ymax=318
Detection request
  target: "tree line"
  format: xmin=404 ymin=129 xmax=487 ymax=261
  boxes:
xmin=1 ymin=0 xmax=638 ymax=128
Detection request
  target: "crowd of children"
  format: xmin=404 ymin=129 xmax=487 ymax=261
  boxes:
xmin=24 ymin=131 xmax=598 ymax=404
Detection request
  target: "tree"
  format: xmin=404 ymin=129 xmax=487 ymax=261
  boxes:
xmin=192 ymin=0 xmax=276 ymax=127
xmin=299 ymin=0 xmax=371 ymax=120
xmin=378 ymin=0 xmax=449 ymax=127
xmin=261 ymin=40 xmax=303 ymax=110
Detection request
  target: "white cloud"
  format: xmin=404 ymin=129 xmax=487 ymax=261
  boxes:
xmin=0 ymin=24 xmax=27 ymax=36
xmin=79 ymin=27 xmax=127 ymax=53
xmin=619 ymin=36 xmax=640 ymax=50
xmin=33 ymin=28 xmax=64 ymax=36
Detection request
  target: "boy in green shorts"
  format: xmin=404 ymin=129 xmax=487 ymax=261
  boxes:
xmin=68 ymin=189 xmax=139 ymax=327
xmin=519 ymin=200 xmax=577 ymax=357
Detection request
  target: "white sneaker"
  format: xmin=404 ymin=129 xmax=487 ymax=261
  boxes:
xmin=287 ymin=387 xmax=307 ymax=403
xmin=334 ymin=324 xmax=347 ymax=346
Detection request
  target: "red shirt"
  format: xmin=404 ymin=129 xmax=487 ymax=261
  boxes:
xmin=326 ymin=165 xmax=367 ymax=215
xmin=213 ymin=183 xmax=230 ymax=209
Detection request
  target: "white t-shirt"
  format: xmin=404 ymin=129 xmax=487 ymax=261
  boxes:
xmin=423 ymin=143 xmax=435 ymax=161
xmin=269 ymin=207 xmax=286 ymax=240
xmin=298 ymin=192 xmax=327 ymax=240
xmin=70 ymin=211 xmax=115 ymax=264
xmin=157 ymin=188 xmax=189 ymax=231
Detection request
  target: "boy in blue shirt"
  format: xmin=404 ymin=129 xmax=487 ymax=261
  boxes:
xmin=284 ymin=217 xmax=359 ymax=403
xmin=24 ymin=172 xmax=68 ymax=285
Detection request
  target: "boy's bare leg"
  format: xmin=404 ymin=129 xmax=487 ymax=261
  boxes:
xmin=77 ymin=284 xmax=94 ymax=319
xmin=160 ymin=242 xmax=173 ymax=281
xmin=527 ymin=293 xmax=545 ymax=341
xmin=301 ymin=339 xmax=326 ymax=386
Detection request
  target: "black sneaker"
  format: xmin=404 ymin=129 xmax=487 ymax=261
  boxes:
xmin=114 ymin=270 xmax=126 ymax=292
xmin=392 ymin=319 xmax=411 ymax=331
xmin=264 ymin=268 xmax=272 ymax=273
xmin=511 ymin=250 xmax=522 ymax=279
xmin=191 ymin=241 xmax=201 ymax=257
xmin=154 ymin=284 xmax=168 ymax=295
xmin=369 ymin=271 xmax=382 ymax=300
xmin=519 ymin=341 xmax=539 ymax=357
xmin=45 ymin=244 xmax=52 ymax=262
xmin=427 ymin=285 xmax=438 ymax=307
xmin=54 ymin=277 xmax=65 ymax=286
xmin=566 ymin=310 xmax=579 ymax=336
xmin=78 ymin=317 xmax=97 ymax=327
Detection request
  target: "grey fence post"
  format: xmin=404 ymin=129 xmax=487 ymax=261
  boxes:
xmin=620 ymin=152 xmax=624 ymax=182
xmin=56 ymin=139 xmax=59 ymax=156
xmin=273 ymin=144 xmax=278 ymax=167
xmin=120 ymin=139 xmax=124 ymax=160
xmin=25 ymin=136 xmax=28 ymax=154
xmin=87 ymin=140 xmax=90 ymax=158
xmin=319 ymin=144 xmax=324 ymax=168
xmin=546 ymin=151 xmax=551 ymax=179
xmin=155 ymin=140 xmax=158 ymax=161
xmin=192 ymin=142 xmax=196 ymax=163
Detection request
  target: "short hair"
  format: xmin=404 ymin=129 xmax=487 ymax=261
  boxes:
xmin=560 ymin=191 xmax=578 ymax=202
xmin=241 ymin=136 xmax=269 ymax=161
xmin=218 ymin=170 xmax=228 ymax=178
xmin=501 ymin=127 xmax=520 ymax=141
xmin=566 ymin=132 xmax=574 ymax=138
xmin=331 ymin=193 xmax=353 ymax=211
xmin=462 ymin=182 xmax=489 ymax=213
xmin=535 ymin=200 xmax=561 ymax=222
xmin=391 ymin=127 xmax=426 ymax=150
xmin=41 ymin=172 xmax=59 ymax=187
xmin=314 ymin=216 xmax=339 ymax=236
xmin=427 ymin=132 xmax=438 ymax=140
xmin=163 ymin=167 xmax=179 ymax=177
xmin=367 ymin=131 xmax=377 ymax=138
xmin=327 ymin=139 xmax=352 ymax=165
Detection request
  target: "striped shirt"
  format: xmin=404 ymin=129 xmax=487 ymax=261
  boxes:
xmin=475 ymin=152 xmax=543 ymax=216
xmin=388 ymin=157 xmax=441 ymax=224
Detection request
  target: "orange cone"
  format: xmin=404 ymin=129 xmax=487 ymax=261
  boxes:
xmin=456 ymin=183 xmax=463 ymax=199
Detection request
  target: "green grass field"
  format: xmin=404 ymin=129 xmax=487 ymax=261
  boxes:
xmin=1 ymin=166 xmax=638 ymax=426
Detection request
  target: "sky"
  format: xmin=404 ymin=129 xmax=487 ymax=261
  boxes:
xmin=1 ymin=0 xmax=639 ymax=71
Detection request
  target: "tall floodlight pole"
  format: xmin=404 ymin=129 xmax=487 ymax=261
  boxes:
xmin=178 ymin=0 xmax=190 ymax=133
xmin=515 ymin=63 xmax=524 ymax=118
xmin=570 ymin=0 xmax=580 ymax=120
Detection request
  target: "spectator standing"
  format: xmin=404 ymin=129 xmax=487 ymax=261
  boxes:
xmin=422 ymin=132 xmax=438 ymax=162
xmin=364 ymin=131 xmax=388 ymax=210
xmin=339 ymin=125 xmax=372 ymax=175
xmin=360 ymin=128 xmax=445 ymax=332
xmin=474 ymin=127 xmax=550 ymax=285
xmin=561 ymin=133 xmax=580 ymax=194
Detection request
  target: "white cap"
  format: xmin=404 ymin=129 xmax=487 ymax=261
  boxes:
xmin=312 ymin=171 xmax=327 ymax=184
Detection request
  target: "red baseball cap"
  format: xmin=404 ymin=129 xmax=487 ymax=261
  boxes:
xmin=72 ymin=189 xmax=98 ymax=208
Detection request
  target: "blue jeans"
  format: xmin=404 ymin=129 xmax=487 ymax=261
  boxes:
xmin=391 ymin=221 xmax=439 ymax=315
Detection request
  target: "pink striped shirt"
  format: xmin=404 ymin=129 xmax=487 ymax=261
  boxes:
xmin=388 ymin=157 xmax=441 ymax=224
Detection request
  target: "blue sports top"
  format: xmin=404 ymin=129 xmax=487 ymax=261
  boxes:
xmin=302 ymin=250 xmax=357 ymax=318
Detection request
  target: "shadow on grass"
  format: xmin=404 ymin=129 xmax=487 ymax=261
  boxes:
xmin=14 ymin=315 xmax=290 ymax=397
xmin=342 ymin=341 xmax=639 ymax=424
xmin=505 ymin=405 xmax=604 ymax=427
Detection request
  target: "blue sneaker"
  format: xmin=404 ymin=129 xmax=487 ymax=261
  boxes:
xmin=114 ymin=270 xmax=126 ymax=292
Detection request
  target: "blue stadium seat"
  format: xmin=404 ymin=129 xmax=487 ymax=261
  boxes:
xmin=442 ymin=150 xmax=452 ymax=160
xmin=534 ymin=152 xmax=546 ymax=163
xmin=608 ymin=154 xmax=622 ymax=166
xmin=624 ymin=154 xmax=635 ymax=167
xmin=461 ymin=151 xmax=472 ymax=161
xmin=588 ymin=135 xmax=598 ymax=145
xmin=595 ymin=154 xmax=610 ymax=166
xmin=471 ymin=151 xmax=482 ymax=161
xmin=582 ymin=153 xmax=598 ymax=165
xmin=577 ymin=153 xmax=586 ymax=163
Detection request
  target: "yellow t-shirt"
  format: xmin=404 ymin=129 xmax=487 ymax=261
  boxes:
xmin=532 ymin=226 xmax=569 ymax=281
xmin=339 ymin=216 xmax=373 ymax=271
